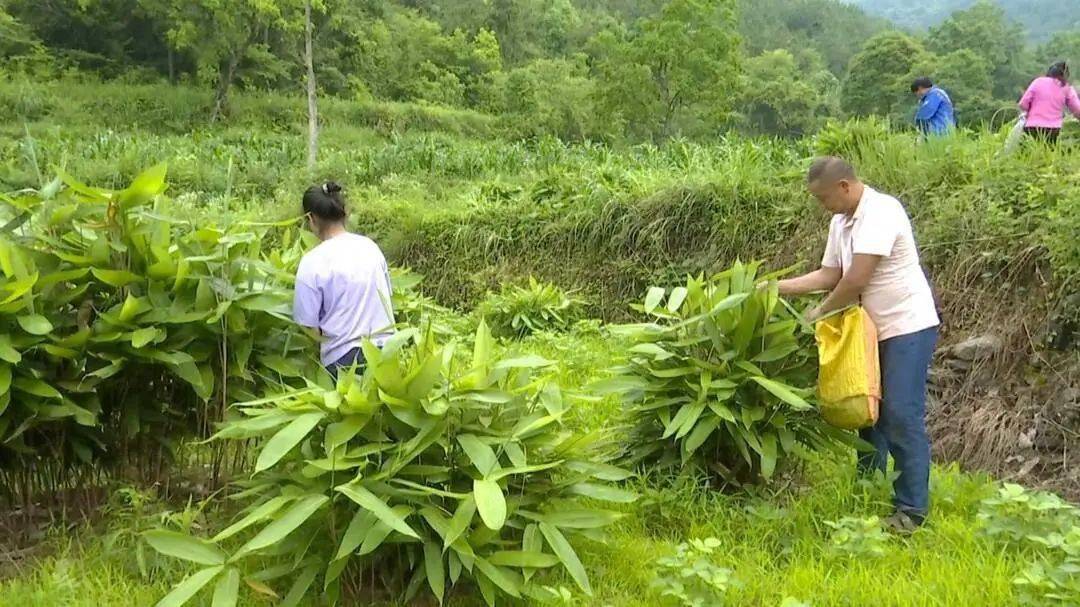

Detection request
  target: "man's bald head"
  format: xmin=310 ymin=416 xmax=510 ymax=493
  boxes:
xmin=807 ymin=156 xmax=858 ymax=186
xmin=806 ymin=156 xmax=863 ymax=215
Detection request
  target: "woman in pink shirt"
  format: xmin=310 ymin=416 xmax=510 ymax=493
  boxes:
xmin=1019 ymin=62 xmax=1080 ymax=145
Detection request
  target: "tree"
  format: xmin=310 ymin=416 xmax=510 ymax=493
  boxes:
xmin=1039 ymin=30 xmax=1080 ymax=70
xmin=493 ymin=55 xmax=609 ymax=141
xmin=738 ymin=49 xmax=838 ymax=136
xmin=590 ymin=0 xmax=741 ymax=141
xmin=304 ymin=0 xmax=318 ymax=174
xmin=841 ymin=32 xmax=928 ymax=119
xmin=740 ymin=0 xmax=890 ymax=76
xmin=9 ymin=0 xmax=173 ymax=77
xmin=142 ymin=0 xmax=293 ymax=121
xmin=926 ymin=1 xmax=1031 ymax=100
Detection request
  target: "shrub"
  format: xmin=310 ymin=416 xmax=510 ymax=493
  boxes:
xmin=977 ymin=483 xmax=1079 ymax=546
xmin=978 ymin=484 xmax=1080 ymax=605
xmin=479 ymin=278 xmax=585 ymax=340
xmin=652 ymin=538 xmax=738 ymax=606
xmin=601 ymin=262 xmax=849 ymax=484
xmin=824 ymin=517 xmax=891 ymax=558
xmin=813 ymin=116 xmax=892 ymax=158
xmin=0 ymin=165 xmax=315 ymax=502
xmin=147 ymin=322 xmax=633 ymax=606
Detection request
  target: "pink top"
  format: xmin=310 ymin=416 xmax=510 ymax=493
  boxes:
xmin=1019 ymin=77 xmax=1080 ymax=129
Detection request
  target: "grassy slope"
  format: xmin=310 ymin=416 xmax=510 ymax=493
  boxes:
xmin=0 ymin=79 xmax=1075 ymax=606
xmin=0 ymin=327 xmax=1029 ymax=606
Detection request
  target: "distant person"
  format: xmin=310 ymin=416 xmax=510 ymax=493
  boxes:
xmin=778 ymin=157 xmax=940 ymax=534
xmin=1018 ymin=61 xmax=1080 ymax=145
xmin=293 ymin=181 xmax=395 ymax=378
xmin=911 ymin=77 xmax=956 ymax=137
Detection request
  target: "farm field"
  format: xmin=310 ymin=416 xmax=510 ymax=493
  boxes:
xmin=1 ymin=79 xmax=1079 ymax=606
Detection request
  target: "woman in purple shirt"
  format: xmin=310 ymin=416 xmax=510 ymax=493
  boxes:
xmin=1019 ymin=62 xmax=1080 ymax=145
xmin=292 ymin=182 xmax=395 ymax=378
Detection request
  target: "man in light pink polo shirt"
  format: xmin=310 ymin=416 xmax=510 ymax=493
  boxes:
xmin=778 ymin=157 xmax=939 ymax=533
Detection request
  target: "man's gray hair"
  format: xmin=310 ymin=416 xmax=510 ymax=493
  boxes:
xmin=807 ymin=156 xmax=858 ymax=184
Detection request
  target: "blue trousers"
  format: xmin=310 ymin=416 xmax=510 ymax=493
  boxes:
xmin=327 ymin=347 xmax=366 ymax=380
xmin=857 ymin=326 xmax=938 ymax=521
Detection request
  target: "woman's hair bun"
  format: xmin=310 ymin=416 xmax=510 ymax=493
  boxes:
xmin=305 ymin=181 xmax=347 ymax=222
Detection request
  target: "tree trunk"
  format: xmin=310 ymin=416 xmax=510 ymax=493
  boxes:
xmin=304 ymin=0 xmax=319 ymax=174
xmin=167 ymin=47 xmax=175 ymax=84
xmin=211 ymin=54 xmax=240 ymax=124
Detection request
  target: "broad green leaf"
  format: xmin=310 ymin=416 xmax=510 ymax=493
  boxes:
xmin=212 ymin=496 xmax=292 ymax=543
xmin=663 ymin=402 xmax=700 ymax=439
xmin=336 ymin=482 xmax=419 ymax=539
xmin=751 ymin=376 xmax=812 ymax=411
xmin=324 ymin=415 xmax=369 ymax=455
xmin=281 ymin=562 xmax=320 ymax=607
xmin=474 ymin=479 xmax=506 ymax=530
xmin=667 ymin=287 xmax=689 ymax=312
xmin=335 ymin=510 xmax=376 ymax=560
xmin=358 ymin=520 xmax=395 ymax=556
xmin=753 ymin=344 xmax=799 ymax=363
xmin=91 ymin=267 xmax=141 ymax=288
xmin=0 ymin=364 xmax=10 ymax=395
xmin=710 ymin=292 xmax=750 ymax=314
xmin=0 ymin=335 xmax=21 ymax=363
xmin=211 ymin=569 xmax=239 ymax=607
xmin=523 ymin=524 xmax=543 ymax=582
xmin=424 ymin=540 xmax=446 ymax=604
xmin=488 ymin=462 xmax=562 ymax=481
xmin=144 ymin=530 xmax=226 ymax=565
xmin=443 ymin=495 xmax=477 ymax=550
xmin=523 ymin=510 xmax=623 ymax=529
xmin=474 ymin=558 xmax=523 ymax=598
xmin=493 ymin=355 xmax=554 ymax=370
xmin=255 ymin=412 xmax=325 ymax=472
xmin=155 ymin=566 xmax=223 ymax=607
xmin=684 ymin=415 xmax=722 ymax=458
xmin=119 ymin=162 xmax=168 ymax=209
xmin=567 ymin=483 xmax=637 ymax=504
xmin=37 ymin=268 xmax=89 ymax=290
xmin=118 ymin=295 xmax=151 ymax=323
xmin=644 ymin=287 xmax=665 ymax=314
xmin=235 ymin=494 xmax=329 ymax=558
xmin=17 ymin=314 xmax=53 ymax=335
xmin=13 ymin=377 xmax=61 ymax=399
xmin=131 ymin=327 xmax=162 ymax=348
xmin=760 ymin=431 xmax=778 ymax=479
xmin=457 ymin=434 xmax=499 ymax=477
xmin=539 ymin=522 xmax=591 ymax=594
xmin=565 ymin=461 xmax=634 ymax=482
xmin=489 ymin=551 xmax=560 ymax=568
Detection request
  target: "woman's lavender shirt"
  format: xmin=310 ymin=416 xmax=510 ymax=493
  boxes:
xmin=292 ymin=233 xmax=395 ymax=365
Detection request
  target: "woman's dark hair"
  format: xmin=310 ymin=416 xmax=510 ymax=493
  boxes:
xmin=303 ymin=181 xmax=346 ymax=222
xmin=910 ymin=77 xmax=934 ymax=93
xmin=1047 ymin=61 xmax=1070 ymax=85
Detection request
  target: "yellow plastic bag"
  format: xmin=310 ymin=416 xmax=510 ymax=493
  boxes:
xmin=815 ymin=307 xmax=881 ymax=430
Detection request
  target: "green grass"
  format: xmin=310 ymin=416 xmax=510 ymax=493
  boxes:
xmin=0 ymin=79 xmax=1076 ymax=606
xmin=0 ymin=325 xmax=1042 ymax=607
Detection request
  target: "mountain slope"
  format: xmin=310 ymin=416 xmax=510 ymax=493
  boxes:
xmin=847 ymin=0 xmax=1080 ymax=41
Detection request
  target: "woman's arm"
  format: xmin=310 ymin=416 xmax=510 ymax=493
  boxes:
xmin=1018 ymin=83 xmax=1035 ymax=112
xmin=1067 ymin=86 xmax=1080 ymax=119
xmin=777 ymin=267 xmax=842 ymax=296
